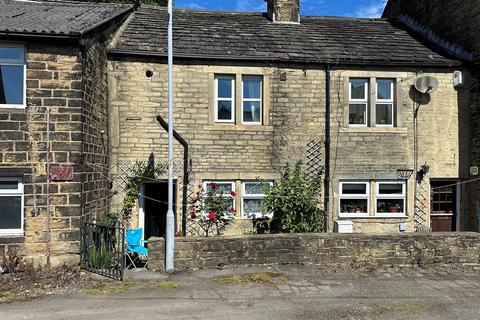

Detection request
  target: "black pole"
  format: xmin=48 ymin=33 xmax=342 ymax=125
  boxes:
xmin=324 ymin=64 xmax=331 ymax=232
xmin=156 ymin=115 xmax=189 ymax=236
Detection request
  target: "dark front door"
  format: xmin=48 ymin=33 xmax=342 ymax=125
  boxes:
xmin=144 ymin=182 xmax=176 ymax=240
xmin=430 ymin=181 xmax=457 ymax=232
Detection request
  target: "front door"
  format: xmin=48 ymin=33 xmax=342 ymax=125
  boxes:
xmin=142 ymin=182 xmax=176 ymax=240
xmin=430 ymin=181 xmax=457 ymax=232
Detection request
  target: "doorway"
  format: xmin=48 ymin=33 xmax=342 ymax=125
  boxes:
xmin=139 ymin=181 xmax=176 ymax=240
xmin=430 ymin=181 xmax=457 ymax=232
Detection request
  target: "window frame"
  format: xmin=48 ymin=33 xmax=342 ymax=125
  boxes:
xmin=203 ymin=181 xmax=236 ymax=210
xmin=241 ymin=181 xmax=272 ymax=218
xmin=375 ymin=181 xmax=406 ymax=217
xmin=0 ymin=177 xmax=24 ymax=236
xmin=241 ymin=75 xmax=263 ymax=125
xmin=0 ymin=43 xmax=26 ymax=109
xmin=214 ymin=74 xmax=235 ymax=123
xmin=339 ymin=181 xmax=370 ymax=218
xmin=348 ymin=78 xmax=369 ymax=127
xmin=375 ymin=79 xmax=395 ymax=127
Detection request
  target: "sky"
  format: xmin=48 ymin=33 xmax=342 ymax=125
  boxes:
xmin=174 ymin=0 xmax=388 ymax=18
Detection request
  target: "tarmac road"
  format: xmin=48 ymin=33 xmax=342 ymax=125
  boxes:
xmin=1 ymin=265 xmax=480 ymax=320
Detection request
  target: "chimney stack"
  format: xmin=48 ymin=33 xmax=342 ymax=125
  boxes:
xmin=265 ymin=0 xmax=300 ymax=24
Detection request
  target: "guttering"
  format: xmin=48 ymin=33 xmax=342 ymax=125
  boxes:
xmin=0 ymin=31 xmax=79 ymax=42
xmin=108 ymin=48 xmax=463 ymax=68
xmin=324 ymin=64 xmax=331 ymax=232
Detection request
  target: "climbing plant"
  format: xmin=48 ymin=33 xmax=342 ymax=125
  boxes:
xmin=120 ymin=161 xmax=168 ymax=225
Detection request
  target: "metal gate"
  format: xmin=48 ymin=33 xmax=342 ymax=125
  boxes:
xmin=80 ymin=222 xmax=125 ymax=280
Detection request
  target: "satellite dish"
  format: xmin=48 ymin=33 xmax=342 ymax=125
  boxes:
xmin=415 ymin=76 xmax=439 ymax=94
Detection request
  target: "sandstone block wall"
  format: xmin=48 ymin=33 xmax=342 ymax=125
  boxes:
xmin=109 ymin=59 xmax=467 ymax=234
xmin=148 ymin=233 xmax=480 ymax=271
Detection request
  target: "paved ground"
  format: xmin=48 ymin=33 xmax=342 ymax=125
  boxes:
xmin=1 ymin=265 xmax=480 ymax=320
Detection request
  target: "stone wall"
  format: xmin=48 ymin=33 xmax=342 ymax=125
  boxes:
xmin=148 ymin=233 xmax=480 ymax=271
xmin=0 ymin=43 xmax=84 ymax=265
xmin=109 ymin=59 xmax=467 ymax=234
xmin=383 ymin=0 xmax=480 ymax=231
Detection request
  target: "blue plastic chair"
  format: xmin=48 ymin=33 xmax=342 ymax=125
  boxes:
xmin=126 ymin=228 xmax=148 ymax=268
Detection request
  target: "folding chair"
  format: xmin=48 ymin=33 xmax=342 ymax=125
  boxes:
xmin=125 ymin=228 xmax=148 ymax=268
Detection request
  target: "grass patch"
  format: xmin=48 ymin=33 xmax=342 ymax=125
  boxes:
xmin=214 ymin=272 xmax=285 ymax=285
xmin=82 ymin=280 xmax=139 ymax=296
xmin=148 ymin=281 xmax=179 ymax=289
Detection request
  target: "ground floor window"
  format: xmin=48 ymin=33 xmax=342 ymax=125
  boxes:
xmin=339 ymin=180 xmax=406 ymax=218
xmin=339 ymin=181 xmax=370 ymax=217
xmin=241 ymin=181 xmax=272 ymax=218
xmin=203 ymin=181 xmax=235 ymax=209
xmin=0 ymin=177 xmax=24 ymax=235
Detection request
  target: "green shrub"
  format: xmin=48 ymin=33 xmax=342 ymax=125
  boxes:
xmin=262 ymin=161 xmax=325 ymax=233
xmin=89 ymin=245 xmax=114 ymax=270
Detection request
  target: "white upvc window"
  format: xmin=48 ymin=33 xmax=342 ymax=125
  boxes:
xmin=375 ymin=79 xmax=394 ymax=127
xmin=214 ymin=75 xmax=235 ymax=123
xmin=348 ymin=79 xmax=368 ymax=127
xmin=339 ymin=181 xmax=370 ymax=217
xmin=375 ymin=181 xmax=406 ymax=217
xmin=203 ymin=181 xmax=236 ymax=209
xmin=241 ymin=76 xmax=262 ymax=124
xmin=0 ymin=177 xmax=24 ymax=236
xmin=241 ymin=181 xmax=272 ymax=218
xmin=0 ymin=43 xmax=26 ymax=109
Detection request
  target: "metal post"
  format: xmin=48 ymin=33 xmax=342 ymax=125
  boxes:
xmin=165 ymin=0 xmax=175 ymax=272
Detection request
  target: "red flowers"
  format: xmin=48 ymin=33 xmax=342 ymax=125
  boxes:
xmin=230 ymin=191 xmax=237 ymax=197
xmin=228 ymin=207 xmax=236 ymax=213
xmin=175 ymin=231 xmax=180 ymax=237
xmin=208 ymin=212 xmax=216 ymax=220
xmin=210 ymin=182 xmax=217 ymax=188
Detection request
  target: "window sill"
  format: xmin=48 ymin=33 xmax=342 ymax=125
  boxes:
xmin=0 ymin=106 xmax=26 ymax=113
xmin=339 ymin=215 xmax=408 ymax=219
xmin=341 ymin=127 xmax=407 ymax=134
xmin=206 ymin=124 xmax=273 ymax=132
xmin=0 ymin=233 xmax=24 ymax=241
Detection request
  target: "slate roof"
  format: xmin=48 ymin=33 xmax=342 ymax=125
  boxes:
xmin=0 ymin=0 xmax=132 ymax=37
xmin=112 ymin=6 xmax=462 ymax=67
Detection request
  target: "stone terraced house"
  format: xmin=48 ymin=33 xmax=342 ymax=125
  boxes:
xmin=0 ymin=0 xmax=476 ymax=265
xmin=0 ymin=0 xmax=133 ymax=265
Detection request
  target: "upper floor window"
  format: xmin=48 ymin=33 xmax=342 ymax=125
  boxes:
xmin=0 ymin=44 xmax=25 ymax=108
xmin=349 ymin=79 xmax=368 ymax=126
xmin=376 ymin=79 xmax=394 ymax=127
xmin=215 ymin=75 xmax=235 ymax=123
xmin=214 ymin=73 xmax=264 ymax=125
xmin=0 ymin=177 xmax=24 ymax=236
xmin=348 ymin=78 xmax=396 ymax=127
xmin=242 ymin=76 xmax=262 ymax=124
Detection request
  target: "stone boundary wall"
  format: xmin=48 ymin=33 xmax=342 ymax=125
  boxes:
xmin=148 ymin=233 xmax=480 ymax=272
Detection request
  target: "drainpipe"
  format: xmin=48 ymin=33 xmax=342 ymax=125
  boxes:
xmin=324 ymin=64 xmax=331 ymax=232
xmin=156 ymin=115 xmax=190 ymax=237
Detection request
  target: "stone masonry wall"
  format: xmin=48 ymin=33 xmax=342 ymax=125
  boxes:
xmin=384 ymin=0 xmax=480 ymax=231
xmin=148 ymin=233 xmax=480 ymax=271
xmin=0 ymin=43 xmax=84 ymax=265
xmin=109 ymin=59 xmax=466 ymax=234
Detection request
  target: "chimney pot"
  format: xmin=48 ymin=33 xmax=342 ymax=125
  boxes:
xmin=265 ymin=0 xmax=300 ymax=24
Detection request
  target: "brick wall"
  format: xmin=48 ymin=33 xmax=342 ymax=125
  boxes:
xmin=384 ymin=0 xmax=480 ymax=231
xmin=109 ymin=59 xmax=467 ymax=234
xmin=148 ymin=233 xmax=480 ymax=271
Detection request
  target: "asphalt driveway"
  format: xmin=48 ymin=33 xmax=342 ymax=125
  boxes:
xmin=1 ymin=265 xmax=480 ymax=320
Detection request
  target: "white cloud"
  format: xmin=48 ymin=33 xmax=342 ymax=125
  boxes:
xmin=354 ymin=0 xmax=387 ymax=18
xmin=185 ymin=2 xmax=206 ymax=10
